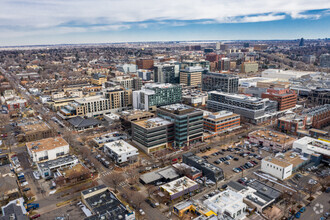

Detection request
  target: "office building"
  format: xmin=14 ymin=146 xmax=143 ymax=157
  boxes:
xmin=136 ymin=59 xmax=154 ymax=69
xmin=320 ymin=54 xmax=330 ymax=68
xmin=261 ymin=88 xmax=297 ymax=111
xmin=18 ymin=120 xmax=53 ymax=142
xmin=91 ymin=73 xmax=107 ymax=85
xmin=81 ymin=185 xmax=135 ymax=220
xmin=207 ymin=91 xmax=277 ymax=124
xmin=132 ymin=117 xmax=174 ymax=154
xmin=219 ymin=58 xmax=231 ymax=71
xmin=204 ymin=189 xmax=247 ymax=220
xmin=203 ymin=111 xmax=241 ymax=134
xmin=181 ymin=60 xmax=210 ymax=71
xmin=26 ymin=137 xmax=69 ymax=163
xmin=182 ymin=153 xmax=224 ymax=182
xmin=154 ymin=64 xmax=179 ymax=84
xmin=157 ymin=104 xmax=204 ymax=147
xmin=159 ymin=177 xmax=199 ymax=200
xmin=119 ymin=110 xmax=155 ymax=134
xmin=306 ymin=104 xmax=330 ymax=129
xmin=104 ymin=140 xmax=139 ymax=164
xmin=202 ymin=72 xmax=239 ymax=93
xmin=248 ymin=130 xmax=296 ymax=150
xmin=277 ymin=113 xmax=307 ymax=135
xmin=133 ymin=83 xmax=182 ymax=111
xmin=180 ymin=67 xmax=203 ymax=87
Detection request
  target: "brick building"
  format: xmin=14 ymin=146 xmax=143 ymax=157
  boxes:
xmin=306 ymin=104 xmax=330 ymax=129
xmin=136 ymin=59 xmax=154 ymax=70
xmin=261 ymin=88 xmax=297 ymax=111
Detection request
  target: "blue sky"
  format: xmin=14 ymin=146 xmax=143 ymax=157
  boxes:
xmin=0 ymin=0 xmax=329 ymax=46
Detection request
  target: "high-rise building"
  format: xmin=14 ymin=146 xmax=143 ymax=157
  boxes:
xmin=110 ymin=76 xmax=142 ymax=90
xmin=103 ymin=86 xmax=133 ymax=110
xmin=299 ymin=38 xmax=305 ymax=47
xmin=157 ymin=104 xmax=204 ymax=147
xmin=137 ymin=69 xmax=153 ymax=81
xmin=133 ymin=83 xmax=182 ymax=111
xmin=180 ymin=67 xmax=203 ymax=87
xmin=154 ymin=64 xmax=179 ymax=84
xmin=320 ymin=54 xmax=330 ymax=68
xmin=136 ymin=59 xmax=154 ymax=70
xmin=181 ymin=60 xmax=210 ymax=71
xmin=216 ymin=42 xmax=221 ymax=50
xmin=205 ymin=53 xmax=219 ymax=63
xmin=261 ymin=88 xmax=297 ymax=111
xmin=202 ymin=72 xmax=239 ymax=93
xmin=207 ymin=91 xmax=277 ymax=124
xmin=220 ymin=58 xmax=231 ymax=71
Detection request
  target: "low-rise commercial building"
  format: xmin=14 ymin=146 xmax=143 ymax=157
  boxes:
xmin=204 ymin=189 xmax=246 ymax=220
xmin=139 ymin=166 xmax=180 ymax=185
xmin=93 ymin=132 xmax=127 ymax=147
xmin=67 ymin=116 xmax=102 ymax=132
xmin=104 ymin=140 xmax=139 ymax=164
xmin=248 ymin=130 xmax=296 ymax=150
xmin=119 ymin=110 xmax=155 ymax=135
xmin=160 ymin=177 xmax=199 ymax=200
xmin=81 ymin=185 xmax=135 ymax=220
xmin=132 ymin=117 xmax=174 ymax=154
xmin=306 ymin=104 xmax=330 ymax=129
xmin=18 ymin=119 xmax=53 ymax=142
xmin=173 ymin=200 xmax=216 ymax=218
xmin=37 ymin=155 xmax=78 ymax=178
xmin=26 ymin=137 xmax=69 ymax=163
xmin=182 ymin=88 xmax=208 ymax=107
xmin=293 ymin=137 xmax=330 ymax=157
xmin=203 ymin=111 xmax=241 ymax=134
xmin=277 ymin=113 xmax=307 ymax=135
xmin=183 ymin=153 xmax=224 ymax=182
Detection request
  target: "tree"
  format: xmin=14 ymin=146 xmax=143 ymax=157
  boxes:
xmin=316 ymin=175 xmax=330 ymax=192
xmin=130 ymin=192 xmax=145 ymax=209
xmin=104 ymin=173 xmax=125 ymax=192
xmin=147 ymin=185 xmax=157 ymax=198
xmin=127 ymin=169 xmax=139 ymax=185
xmin=304 ymin=182 xmax=317 ymax=199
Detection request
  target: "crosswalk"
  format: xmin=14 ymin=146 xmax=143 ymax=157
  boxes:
xmin=101 ymin=171 xmax=113 ymax=176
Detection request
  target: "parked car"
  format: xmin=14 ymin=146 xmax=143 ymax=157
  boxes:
xmin=33 ymin=171 xmax=40 ymax=180
xmin=21 ymin=181 xmax=28 ymax=187
xmin=30 ymin=214 xmax=41 ymax=219
xmin=23 ymin=188 xmax=31 ymax=192
xmin=139 ymin=209 xmax=145 ymax=215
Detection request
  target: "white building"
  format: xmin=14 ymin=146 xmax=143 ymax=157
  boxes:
xmin=26 ymin=137 xmax=69 ymax=163
xmin=262 ymin=69 xmax=314 ymax=81
xmin=293 ymin=137 xmax=330 ymax=156
xmin=204 ymin=189 xmax=246 ymax=220
xmin=40 ymin=95 xmax=51 ymax=104
xmin=104 ymin=140 xmax=139 ymax=164
xmin=261 ymin=157 xmax=293 ymax=180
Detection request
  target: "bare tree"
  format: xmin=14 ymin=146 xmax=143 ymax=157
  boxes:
xmin=316 ymin=175 xmax=330 ymax=192
xmin=130 ymin=192 xmax=145 ymax=209
xmin=104 ymin=173 xmax=125 ymax=193
xmin=304 ymin=183 xmax=318 ymax=199
xmin=147 ymin=185 xmax=157 ymax=198
xmin=127 ymin=169 xmax=139 ymax=185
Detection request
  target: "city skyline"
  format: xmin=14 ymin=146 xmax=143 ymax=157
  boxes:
xmin=0 ymin=0 xmax=330 ymax=46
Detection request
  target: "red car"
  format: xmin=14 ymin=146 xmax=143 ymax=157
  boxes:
xmin=30 ymin=214 xmax=41 ymax=219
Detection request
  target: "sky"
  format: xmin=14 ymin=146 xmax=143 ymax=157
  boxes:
xmin=0 ymin=0 xmax=330 ymax=46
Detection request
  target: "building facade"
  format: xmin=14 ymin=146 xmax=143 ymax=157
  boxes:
xmin=136 ymin=59 xmax=154 ymax=69
xmin=104 ymin=140 xmax=139 ymax=164
xmin=154 ymin=64 xmax=179 ymax=84
xmin=203 ymin=111 xmax=241 ymax=134
xmin=133 ymin=83 xmax=182 ymax=111
xmin=157 ymin=104 xmax=204 ymax=147
xmin=202 ymin=72 xmax=239 ymax=93
xmin=306 ymin=104 xmax=330 ymax=129
xmin=180 ymin=67 xmax=203 ymax=87
xmin=261 ymin=88 xmax=297 ymax=111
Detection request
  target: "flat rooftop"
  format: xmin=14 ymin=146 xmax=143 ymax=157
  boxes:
xmin=104 ymin=140 xmax=138 ymax=154
xmin=249 ymin=130 xmax=296 ymax=145
xmin=26 ymin=137 xmax=68 ymax=153
xmin=20 ymin=122 xmax=50 ymax=134
xmin=208 ymin=91 xmax=266 ymax=103
xmin=144 ymin=83 xmax=179 ymax=89
xmin=160 ymin=177 xmax=198 ymax=195
xmin=204 ymin=111 xmax=239 ymax=122
xmin=263 ymin=157 xmax=292 ymax=168
xmin=133 ymin=117 xmax=172 ymax=129
xmin=37 ymin=155 xmax=78 ymax=171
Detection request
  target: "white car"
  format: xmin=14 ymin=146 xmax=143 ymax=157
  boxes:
xmin=21 ymin=181 xmax=28 ymax=187
xmin=139 ymin=209 xmax=145 ymax=215
xmin=33 ymin=171 xmax=40 ymax=180
xmin=16 ymin=168 xmax=23 ymax=172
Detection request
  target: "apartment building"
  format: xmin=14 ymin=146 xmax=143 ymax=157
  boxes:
xmin=132 ymin=117 xmax=174 ymax=154
xmin=180 ymin=67 xmax=203 ymax=87
xmin=133 ymin=83 xmax=182 ymax=111
xmin=154 ymin=63 xmax=179 ymax=84
xmin=202 ymin=72 xmax=239 ymax=93
xmin=111 ymin=76 xmax=142 ymax=90
xmin=136 ymin=59 xmax=154 ymax=69
xmin=240 ymin=62 xmax=258 ymax=73
xmin=157 ymin=104 xmax=204 ymax=147
xmin=74 ymin=95 xmax=111 ymax=117
xmin=26 ymin=137 xmax=69 ymax=163
xmin=103 ymin=86 xmax=133 ymax=111
xmin=306 ymin=104 xmax=330 ymax=129
xmin=207 ymin=91 xmax=277 ymax=124
xmin=91 ymin=73 xmax=107 ymax=85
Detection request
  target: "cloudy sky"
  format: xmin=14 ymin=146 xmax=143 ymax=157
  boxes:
xmin=1 ymin=0 xmax=330 ymax=46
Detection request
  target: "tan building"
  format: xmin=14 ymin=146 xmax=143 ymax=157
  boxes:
xmin=19 ymin=121 xmax=53 ymax=142
xmin=180 ymin=67 xmax=203 ymax=87
xmin=103 ymin=86 xmax=133 ymax=110
xmin=91 ymin=74 xmax=107 ymax=85
xmin=257 ymin=81 xmax=290 ymax=89
xmin=120 ymin=110 xmax=155 ymax=134
xmin=240 ymin=62 xmax=259 ymax=73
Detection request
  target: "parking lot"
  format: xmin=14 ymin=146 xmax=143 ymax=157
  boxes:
xmin=197 ymin=141 xmax=272 ymax=180
xmin=38 ymin=202 xmax=86 ymax=220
